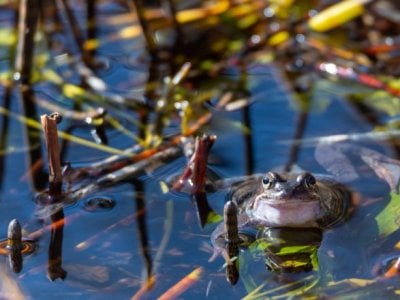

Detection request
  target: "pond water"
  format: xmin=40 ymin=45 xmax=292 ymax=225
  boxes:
xmin=0 ymin=1 xmax=399 ymax=299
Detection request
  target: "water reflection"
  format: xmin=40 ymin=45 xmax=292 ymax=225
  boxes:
xmin=47 ymin=208 xmax=66 ymax=281
xmin=129 ymin=179 xmax=153 ymax=283
xmin=0 ymin=0 xmax=399 ymax=298
xmin=213 ymin=222 xmax=323 ymax=285
xmin=259 ymin=227 xmax=322 ymax=273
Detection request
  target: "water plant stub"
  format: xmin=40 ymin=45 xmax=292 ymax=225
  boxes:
xmin=0 ymin=219 xmax=36 ymax=273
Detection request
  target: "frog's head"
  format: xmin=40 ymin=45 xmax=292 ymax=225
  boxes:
xmin=260 ymin=172 xmax=320 ymax=203
xmin=248 ymin=172 xmax=323 ymax=227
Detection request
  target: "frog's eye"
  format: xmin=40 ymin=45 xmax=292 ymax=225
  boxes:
xmin=298 ymin=173 xmax=316 ymax=188
xmin=262 ymin=176 xmax=270 ymax=186
xmin=262 ymin=172 xmax=279 ymax=189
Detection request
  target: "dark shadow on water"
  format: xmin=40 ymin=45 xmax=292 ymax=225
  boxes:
xmin=129 ymin=179 xmax=153 ymax=282
xmin=0 ymin=85 xmax=12 ymax=191
xmin=47 ymin=207 xmax=67 ymax=281
xmin=284 ymin=111 xmax=309 ymax=173
xmin=191 ymin=192 xmax=214 ymax=228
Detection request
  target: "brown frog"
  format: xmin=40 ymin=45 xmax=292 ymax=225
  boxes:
xmin=210 ymin=142 xmax=400 ymax=282
xmin=211 ymin=171 xmax=355 ymax=253
xmin=233 ymin=171 xmax=352 ymax=228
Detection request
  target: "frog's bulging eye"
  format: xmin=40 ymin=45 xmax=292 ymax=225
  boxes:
xmin=298 ymin=172 xmax=316 ymax=188
xmin=262 ymin=172 xmax=280 ymax=189
xmin=262 ymin=176 xmax=270 ymax=186
xmin=306 ymin=174 xmax=316 ymax=186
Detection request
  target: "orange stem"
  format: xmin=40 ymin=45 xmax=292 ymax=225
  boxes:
xmin=157 ymin=267 xmax=203 ymax=300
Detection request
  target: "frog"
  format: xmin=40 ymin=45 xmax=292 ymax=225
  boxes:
xmin=229 ymin=171 xmax=353 ymax=229
xmin=209 ymin=140 xmax=400 ymax=285
xmin=211 ymin=141 xmax=400 ymax=245
xmin=210 ymin=141 xmax=400 ymax=280
xmin=210 ymin=171 xmax=355 ymax=257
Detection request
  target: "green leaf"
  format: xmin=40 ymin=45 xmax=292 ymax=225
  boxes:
xmin=375 ymin=192 xmax=400 ymax=237
xmin=276 ymin=245 xmax=317 ymax=255
xmin=206 ymin=211 xmax=222 ymax=224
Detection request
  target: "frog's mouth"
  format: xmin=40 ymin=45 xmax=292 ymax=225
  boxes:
xmin=250 ymin=197 xmax=323 ymax=228
xmin=262 ymin=198 xmax=320 ymax=207
xmin=262 ymin=189 xmax=321 ymax=204
xmin=252 ymin=192 xmax=322 ymax=213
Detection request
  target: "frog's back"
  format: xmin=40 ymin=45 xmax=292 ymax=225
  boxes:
xmin=315 ymin=177 xmax=355 ymax=228
xmin=227 ymin=176 xmax=262 ymax=207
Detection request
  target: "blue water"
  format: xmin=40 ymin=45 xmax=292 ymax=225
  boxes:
xmin=0 ymin=2 xmax=397 ymax=299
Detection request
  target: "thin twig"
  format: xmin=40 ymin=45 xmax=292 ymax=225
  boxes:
xmin=41 ymin=113 xmax=63 ymax=198
xmin=69 ymin=145 xmax=182 ymax=202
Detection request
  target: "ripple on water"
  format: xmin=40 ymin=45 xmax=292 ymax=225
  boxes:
xmin=0 ymin=239 xmax=36 ymax=255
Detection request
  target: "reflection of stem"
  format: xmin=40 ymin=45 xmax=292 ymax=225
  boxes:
xmin=191 ymin=192 xmax=213 ymax=228
xmin=20 ymin=88 xmax=47 ymax=190
xmin=0 ymin=85 xmax=11 ymax=191
xmin=242 ymin=104 xmax=253 ymax=176
xmin=238 ymin=70 xmax=253 ymax=176
xmin=15 ymin=0 xmax=46 ymax=190
xmin=284 ymin=111 xmax=309 ymax=172
xmin=131 ymin=179 xmax=152 ymax=282
xmin=85 ymin=0 xmax=97 ymax=67
xmin=47 ymin=208 xmax=67 ymax=281
xmin=130 ymin=0 xmax=157 ymax=55
xmin=162 ymin=0 xmax=182 ymax=38
xmin=56 ymin=0 xmax=85 ymax=54
xmin=153 ymin=200 xmax=173 ymax=273
xmin=15 ymin=0 xmax=39 ymax=85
